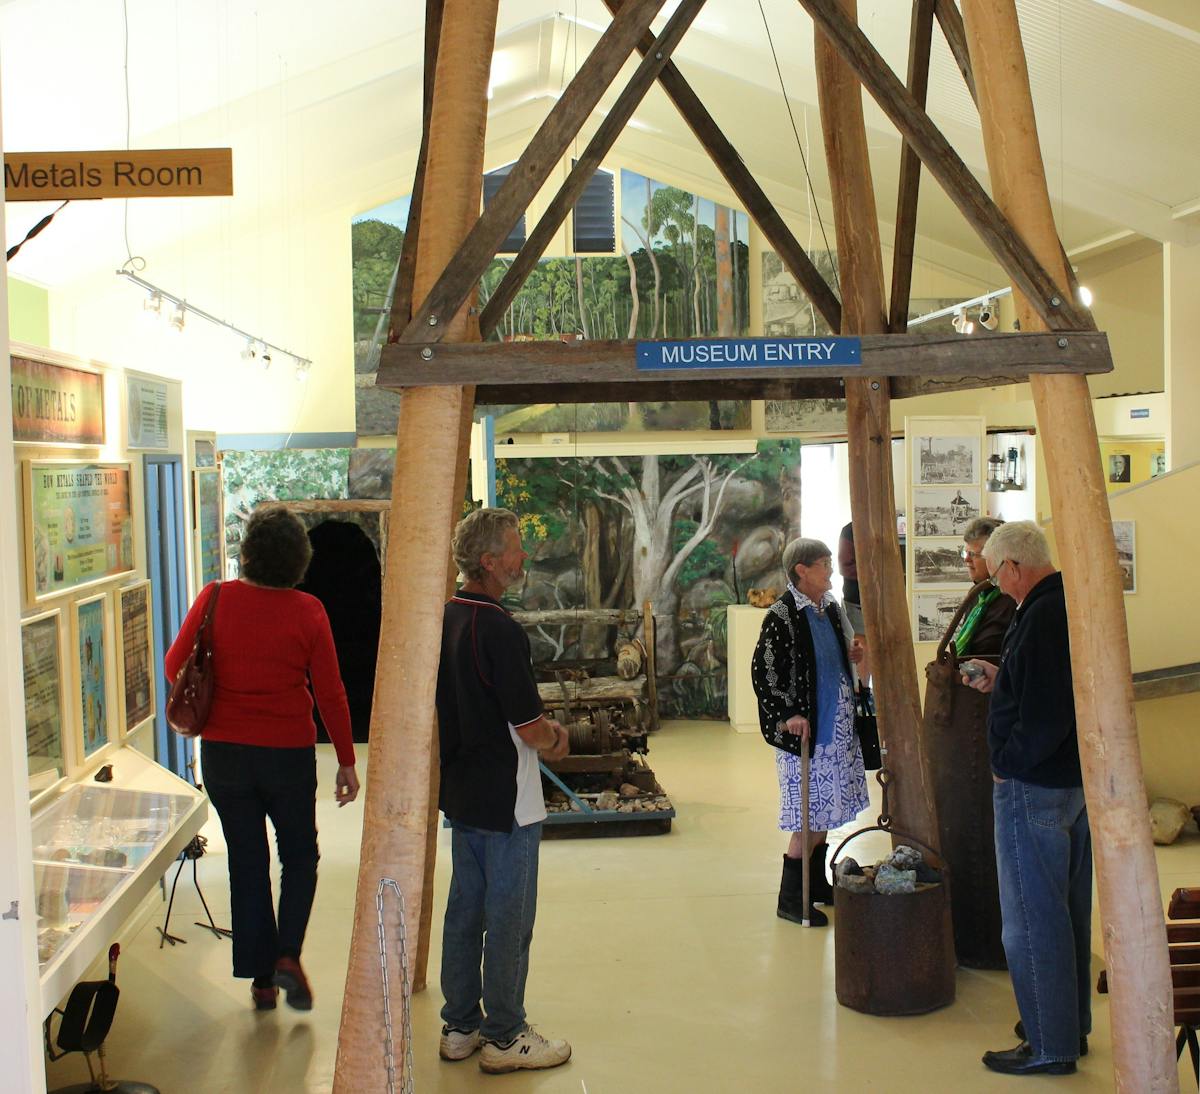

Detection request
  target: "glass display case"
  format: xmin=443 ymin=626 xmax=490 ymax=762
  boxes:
xmin=31 ymin=747 xmax=207 ymax=1014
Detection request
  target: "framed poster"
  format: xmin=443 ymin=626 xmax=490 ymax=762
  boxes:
xmin=911 ymin=487 xmax=981 ymax=537
xmin=1113 ymin=520 xmax=1135 ymax=594
xmin=914 ymin=591 xmax=967 ymax=643
xmin=125 ymin=375 xmax=169 ymax=450
xmin=194 ymin=470 xmax=223 ymax=587
xmin=116 ymin=581 xmax=155 ymax=735
xmin=11 ymin=356 xmax=105 ymax=446
xmin=21 ymin=610 xmax=65 ymax=795
xmin=71 ymin=593 xmax=111 ymax=760
xmin=24 ymin=461 xmax=135 ymax=604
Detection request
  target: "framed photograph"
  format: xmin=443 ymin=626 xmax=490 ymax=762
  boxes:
xmin=11 ymin=356 xmax=105 ymax=446
xmin=23 ymin=461 xmax=135 ymax=604
xmin=1113 ymin=520 xmax=1135 ymax=594
xmin=913 ymin=540 xmax=973 ymax=586
xmin=1150 ymin=453 xmax=1167 ymax=478
xmin=914 ymin=591 xmax=967 ymax=643
xmin=21 ymin=610 xmax=65 ymax=795
xmin=71 ymin=593 xmax=112 ymax=760
xmin=116 ymin=581 xmax=155 ymax=736
xmin=764 ymin=399 xmax=847 ymax=434
xmin=193 ymin=470 xmax=223 ymax=587
xmin=125 ymin=375 xmax=169 ymax=450
xmin=917 ymin=436 xmax=979 ymax=485
xmin=1108 ymin=453 xmax=1132 ymax=484
xmin=193 ymin=436 xmax=216 ymax=468
xmin=911 ymin=486 xmax=981 ymax=538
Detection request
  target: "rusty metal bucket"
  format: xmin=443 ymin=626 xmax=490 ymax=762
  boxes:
xmin=923 ymin=581 xmax=1006 ymax=970
xmin=832 ymin=826 xmax=956 ymax=1016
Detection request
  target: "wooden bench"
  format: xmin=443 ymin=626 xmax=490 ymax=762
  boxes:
xmin=1097 ymin=887 xmax=1200 ymax=1079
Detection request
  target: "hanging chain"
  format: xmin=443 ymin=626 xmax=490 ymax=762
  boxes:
xmin=376 ymin=878 xmax=415 ymax=1094
xmin=876 ymin=749 xmax=893 ymax=830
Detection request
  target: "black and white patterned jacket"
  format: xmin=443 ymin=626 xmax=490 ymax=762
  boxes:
xmin=751 ymin=586 xmax=853 ymax=758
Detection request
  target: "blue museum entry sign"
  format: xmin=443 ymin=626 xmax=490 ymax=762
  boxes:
xmin=637 ymin=337 xmax=863 ymax=370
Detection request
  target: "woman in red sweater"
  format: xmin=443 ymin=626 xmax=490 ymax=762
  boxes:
xmin=166 ymin=508 xmax=359 ymax=1011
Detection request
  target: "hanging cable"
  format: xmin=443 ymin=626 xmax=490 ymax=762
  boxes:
xmin=756 ymin=0 xmax=840 ymax=297
xmin=6 ymin=201 xmax=70 ymax=262
xmin=119 ymin=0 xmax=145 ymax=275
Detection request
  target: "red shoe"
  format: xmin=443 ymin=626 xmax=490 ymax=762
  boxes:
xmin=251 ymin=984 xmax=278 ymax=1011
xmin=273 ymin=956 xmax=313 ymax=1011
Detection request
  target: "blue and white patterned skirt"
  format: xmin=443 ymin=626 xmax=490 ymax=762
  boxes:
xmin=775 ymin=676 xmax=869 ymax=832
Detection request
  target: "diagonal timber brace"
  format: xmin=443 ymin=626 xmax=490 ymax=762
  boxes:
xmin=796 ymin=0 xmax=1093 ymax=332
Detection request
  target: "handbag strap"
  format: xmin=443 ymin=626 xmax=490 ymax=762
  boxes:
xmin=194 ymin=581 xmax=222 ymax=650
xmin=935 ymin=578 xmax=992 ymax=666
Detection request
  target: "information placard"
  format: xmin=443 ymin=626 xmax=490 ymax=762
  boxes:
xmin=125 ymin=376 xmax=169 ymax=450
xmin=637 ymin=337 xmax=862 ymax=371
xmin=195 ymin=470 xmax=223 ymax=587
xmin=24 ymin=461 xmax=135 ymax=603
xmin=117 ymin=581 xmax=155 ymax=735
xmin=22 ymin=610 xmax=64 ymax=794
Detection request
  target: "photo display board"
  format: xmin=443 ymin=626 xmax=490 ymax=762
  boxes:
xmin=72 ymin=593 xmax=111 ymax=759
xmin=22 ymin=610 xmax=65 ymax=794
xmin=24 ymin=461 xmax=135 ymax=604
xmin=117 ymin=581 xmax=155 ymax=735
xmin=11 ymin=356 xmax=105 ymax=446
xmin=905 ymin=417 xmax=986 ymax=643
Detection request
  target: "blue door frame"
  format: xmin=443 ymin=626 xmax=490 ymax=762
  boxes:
xmin=144 ymin=455 xmax=191 ymax=779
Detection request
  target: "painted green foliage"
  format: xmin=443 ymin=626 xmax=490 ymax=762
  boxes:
xmin=352 ymin=219 xmax=404 ymax=341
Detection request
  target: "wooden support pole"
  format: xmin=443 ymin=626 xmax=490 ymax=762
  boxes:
xmin=389 ymin=0 xmax=443 ymax=334
xmin=478 ymin=0 xmax=704 ymax=336
xmin=601 ymin=0 xmax=842 ymax=333
xmin=815 ymin=0 xmax=938 ymax=849
xmin=960 ymin=3 xmax=1178 ymax=1090
xmin=888 ymin=0 xmax=935 ymax=333
xmin=797 ymin=0 xmax=1091 ymax=333
xmin=332 ymin=0 xmax=492 ymax=1087
xmin=400 ymin=0 xmax=669 ymax=344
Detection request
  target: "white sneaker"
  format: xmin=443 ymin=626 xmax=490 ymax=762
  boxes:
xmin=439 ymin=1025 xmax=481 ymax=1061
xmin=479 ymin=1026 xmax=572 ymax=1073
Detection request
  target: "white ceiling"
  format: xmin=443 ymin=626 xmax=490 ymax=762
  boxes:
xmin=2 ymin=0 xmax=1197 ymax=292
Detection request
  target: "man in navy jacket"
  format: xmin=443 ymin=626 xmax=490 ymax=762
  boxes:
xmin=962 ymin=521 xmax=1091 ymax=1077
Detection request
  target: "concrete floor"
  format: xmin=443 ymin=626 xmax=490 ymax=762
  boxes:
xmin=45 ymin=720 xmax=1199 ymax=1093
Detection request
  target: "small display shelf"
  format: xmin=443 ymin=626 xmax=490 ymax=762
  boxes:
xmin=31 ymin=747 xmax=207 ymax=1014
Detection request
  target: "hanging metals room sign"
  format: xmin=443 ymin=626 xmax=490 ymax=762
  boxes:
xmin=11 ymin=357 xmax=106 ymax=445
xmin=4 ymin=148 xmax=233 ymax=200
xmin=637 ymin=337 xmax=863 ymax=371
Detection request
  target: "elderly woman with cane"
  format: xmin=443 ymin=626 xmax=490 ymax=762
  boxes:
xmin=752 ymin=536 xmax=869 ymax=927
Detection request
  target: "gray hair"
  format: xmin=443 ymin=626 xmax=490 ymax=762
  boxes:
xmin=782 ymin=537 xmax=831 ymax=579
xmin=982 ymin=520 xmax=1052 ymax=568
xmin=962 ymin=516 xmax=1005 ymax=544
xmin=452 ymin=507 xmax=520 ymax=580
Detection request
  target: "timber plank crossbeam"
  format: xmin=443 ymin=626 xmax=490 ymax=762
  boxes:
xmin=377 ymin=330 xmax=1112 ymax=404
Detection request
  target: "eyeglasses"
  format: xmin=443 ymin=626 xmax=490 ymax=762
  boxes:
xmin=959 ymin=547 xmax=984 ymax=561
xmin=988 ymin=559 xmax=1013 ymax=587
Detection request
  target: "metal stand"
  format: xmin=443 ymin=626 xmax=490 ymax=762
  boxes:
xmin=157 ymin=835 xmax=230 ymax=947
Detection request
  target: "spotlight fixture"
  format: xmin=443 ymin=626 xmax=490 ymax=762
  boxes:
xmin=977 ymin=299 xmax=998 ymax=330
xmin=1078 ymin=285 xmax=1094 ymax=307
xmin=952 ymin=309 xmax=974 ymax=335
xmin=117 ymin=269 xmax=313 ymax=377
xmin=294 ymin=358 xmax=311 ymax=382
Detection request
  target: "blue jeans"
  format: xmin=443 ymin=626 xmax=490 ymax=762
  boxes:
xmin=440 ymin=820 xmax=542 ymax=1043
xmin=993 ymin=778 xmax=1093 ymax=1061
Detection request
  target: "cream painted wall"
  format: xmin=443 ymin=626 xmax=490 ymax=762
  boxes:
xmin=1077 ymin=246 xmax=1164 ymax=397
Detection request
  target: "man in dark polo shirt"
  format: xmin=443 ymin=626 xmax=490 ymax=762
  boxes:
xmin=435 ymin=507 xmax=571 ymax=1075
xmin=962 ymin=521 xmax=1091 ymax=1077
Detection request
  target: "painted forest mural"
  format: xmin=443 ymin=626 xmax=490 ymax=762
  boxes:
xmin=220 ymin=440 xmax=803 ymax=719
xmin=351 ymin=173 xmax=753 ymax=436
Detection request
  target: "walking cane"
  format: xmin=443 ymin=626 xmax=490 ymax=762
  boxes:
xmin=800 ymin=733 xmax=811 ymax=928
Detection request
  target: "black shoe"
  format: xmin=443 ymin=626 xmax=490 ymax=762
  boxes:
xmin=777 ymin=854 xmax=828 ymax=926
xmin=809 ymin=842 xmax=833 ymax=905
xmin=982 ymin=1043 xmax=1076 ymax=1076
xmin=273 ymin=956 xmax=314 ymax=1011
xmin=1014 ymin=1021 xmax=1088 ymax=1057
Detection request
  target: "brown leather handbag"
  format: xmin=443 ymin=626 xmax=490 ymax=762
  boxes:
xmin=166 ymin=583 xmax=221 ymax=737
